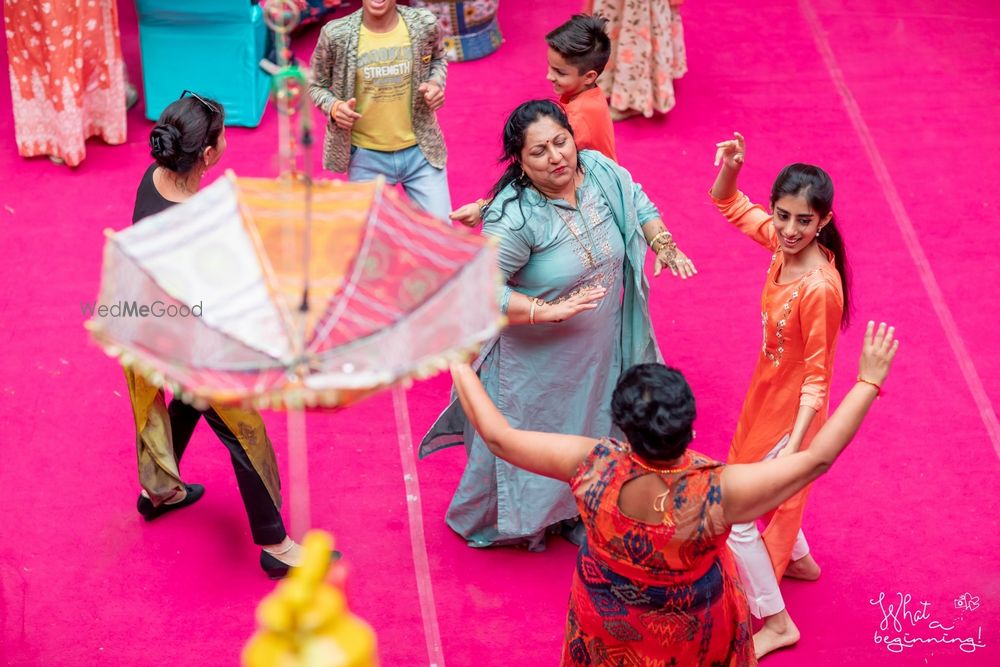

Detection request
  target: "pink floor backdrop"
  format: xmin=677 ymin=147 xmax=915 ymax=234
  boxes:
xmin=1 ymin=0 xmax=998 ymax=665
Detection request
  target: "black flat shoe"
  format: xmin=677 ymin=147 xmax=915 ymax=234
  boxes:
xmin=136 ymin=484 xmax=205 ymax=521
xmin=259 ymin=549 xmax=342 ymax=580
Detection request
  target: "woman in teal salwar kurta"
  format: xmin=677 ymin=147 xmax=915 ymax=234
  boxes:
xmin=420 ymin=100 xmax=696 ymax=550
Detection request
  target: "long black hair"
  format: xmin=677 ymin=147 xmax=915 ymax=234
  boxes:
xmin=149 ymin=95 xmax=225 ymax=174
xmin=485 ymin=99 xmax=578 ymax=225
xmin=611 ymin=364 xmax=696 ymax=463
xmin=770 ymin=163 xmax=852 ymax=329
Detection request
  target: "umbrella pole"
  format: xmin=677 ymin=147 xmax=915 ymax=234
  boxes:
xmin=392 ymin=385 xmax=445 ymax=667
xmin=286 ymin=406 xmax=311 ymax=540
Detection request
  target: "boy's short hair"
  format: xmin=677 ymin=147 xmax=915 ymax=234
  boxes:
xmin=545 ymin=14 xmax=611 ymax=76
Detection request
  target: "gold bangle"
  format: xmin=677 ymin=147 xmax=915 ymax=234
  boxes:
xmin=529 ymin=297 xmax=545 ymax=325
xmin=331 ymin=100 xmax=342 ymax=119
xmin=649 ymin=230 xmax=671 ymax=251
xmin=654 ymin=238 xmax=676 ymax=256
xmin=856 ymin=376 xmax=882 ymax=398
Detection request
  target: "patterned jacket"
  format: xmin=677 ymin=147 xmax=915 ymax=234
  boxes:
xmin=308 ymin=6 xmax=448 ymax=173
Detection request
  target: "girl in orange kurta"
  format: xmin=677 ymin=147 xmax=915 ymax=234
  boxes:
xmin=710 ymin=132 xmax=851 ymax=660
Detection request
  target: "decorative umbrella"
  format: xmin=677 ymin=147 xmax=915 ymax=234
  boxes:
xmin=87 ymin=174 xmax=499 ymax=410
xmin=87 ymin=174 xmax=502 ymax=539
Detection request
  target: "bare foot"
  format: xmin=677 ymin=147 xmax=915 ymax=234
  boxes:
xmin=785 ymin=553 xmax=821 ymax=581
xmin=753 ymin=610 xmax=800 ymax=659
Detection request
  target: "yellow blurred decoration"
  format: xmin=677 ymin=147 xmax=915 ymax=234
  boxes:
xmin=243 ymin=531 xmax=378 ymax=667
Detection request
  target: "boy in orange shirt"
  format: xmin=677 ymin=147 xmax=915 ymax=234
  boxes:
xmin=451 ymin=14 xmax=616 ymax=225
xmin=545 ymin=13 xmax=616 ymax=162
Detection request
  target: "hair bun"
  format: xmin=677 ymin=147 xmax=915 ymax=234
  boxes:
xmin=149 ymin=123 xmax=183 ymax=169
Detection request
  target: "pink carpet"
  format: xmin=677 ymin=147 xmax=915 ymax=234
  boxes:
xmin=2 ymin=1 xmax=998 ymax=665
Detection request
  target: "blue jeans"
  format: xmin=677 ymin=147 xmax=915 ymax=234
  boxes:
xmin=348 ymin=144 xmax=452 ymax=221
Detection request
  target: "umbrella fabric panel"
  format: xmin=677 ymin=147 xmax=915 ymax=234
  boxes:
xmin=112 ymin=176 xmax=293 ymax=361
xmin=89 ymin=239 xmax=289 ymax=371
xmin=309 ymin=187 xmax=492 ymax=355
xmin=237 ymin=177 xmax=374 ymax=340
xmin=309 ymin=242 xmax=500 ymax=389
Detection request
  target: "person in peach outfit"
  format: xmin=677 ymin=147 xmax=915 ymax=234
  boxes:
xmin=584 ymin=0 xmax=687 ymax=120
xmin=710 ymin=132 xmax=852 ymax=659
xmin=4 ymin=0 xmax=127 ymax=166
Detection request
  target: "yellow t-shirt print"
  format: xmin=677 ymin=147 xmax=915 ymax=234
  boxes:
xmin=352 ymin=20 xmax=417 ymax=152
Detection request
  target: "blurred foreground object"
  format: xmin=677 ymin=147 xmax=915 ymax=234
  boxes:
xmin=243 ymin=531 xmax=378 ymax=667
xmin=86 ymin=174 xmax=501 ymax=410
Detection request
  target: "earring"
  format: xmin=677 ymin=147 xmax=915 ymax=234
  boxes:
xmin=692 ymin=429 xmax=697 ymax=440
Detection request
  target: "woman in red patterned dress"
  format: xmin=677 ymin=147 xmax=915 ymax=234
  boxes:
xmin=449 ymin=321 xmax=897 ymax=665
xmin=4 ymin=0 xmax=127 ymax=166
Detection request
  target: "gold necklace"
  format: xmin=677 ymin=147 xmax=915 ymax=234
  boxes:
xmin=553 ymin=188 xmax=599 ymax=269
xmin=536 ymin=172 xmax=600 ymax=269
xmin=557 ymin=210 xmax=598 ymax=268
xmin=631 ymin=453 xmax=690 ymax=475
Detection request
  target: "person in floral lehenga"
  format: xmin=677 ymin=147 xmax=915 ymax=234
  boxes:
xmin=584 ymin=0 xmax=687 ymax=120
xmin=4 ymin=0 xmax=127 ymax=166
xmin=448 ymin=320 xmax=898 ymax=665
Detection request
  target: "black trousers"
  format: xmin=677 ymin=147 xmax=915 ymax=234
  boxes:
xmin=167 ymin=400 xmax=286 ymax=545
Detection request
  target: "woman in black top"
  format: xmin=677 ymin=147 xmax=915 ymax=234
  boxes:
xmin=127 ymin=94 xmax=300 ymax=579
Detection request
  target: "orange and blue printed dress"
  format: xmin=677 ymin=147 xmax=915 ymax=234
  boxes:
xmin=564 ymin=439 xmax=756 ymax=666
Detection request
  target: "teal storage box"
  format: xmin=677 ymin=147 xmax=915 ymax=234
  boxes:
xmin=135 ymin=0 xmax=271 ymax=127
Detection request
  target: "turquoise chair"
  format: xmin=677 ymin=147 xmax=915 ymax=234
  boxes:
xmin=135 ymin=0 xmax=272 ymax=127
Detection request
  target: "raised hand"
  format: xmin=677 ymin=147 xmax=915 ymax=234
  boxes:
xmin=332 ymin=98 xmax=362 ymax=131
xmin=418 ymin=82 xmax=445 ymax=111
xmin=714 ymin=131 xmax=746 ymax=169
xmin=858 ymin=321 xmax=899 ymax=388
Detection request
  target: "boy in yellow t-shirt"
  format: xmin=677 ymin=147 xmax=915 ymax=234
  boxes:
xmin=308 ymin=0 xmax=451 ymax=220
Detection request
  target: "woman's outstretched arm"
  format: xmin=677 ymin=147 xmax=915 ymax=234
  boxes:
xmin=450 ymin=363 xmax=598 ymax=482
xmin=721 ymin=321 xmax=898 ymax=524
xmin=504 ymin=286 xmax=608 ymax=325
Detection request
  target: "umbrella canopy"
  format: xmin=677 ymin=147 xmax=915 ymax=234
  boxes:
xmin=87 ymin=172 xmax=502 ymax=408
